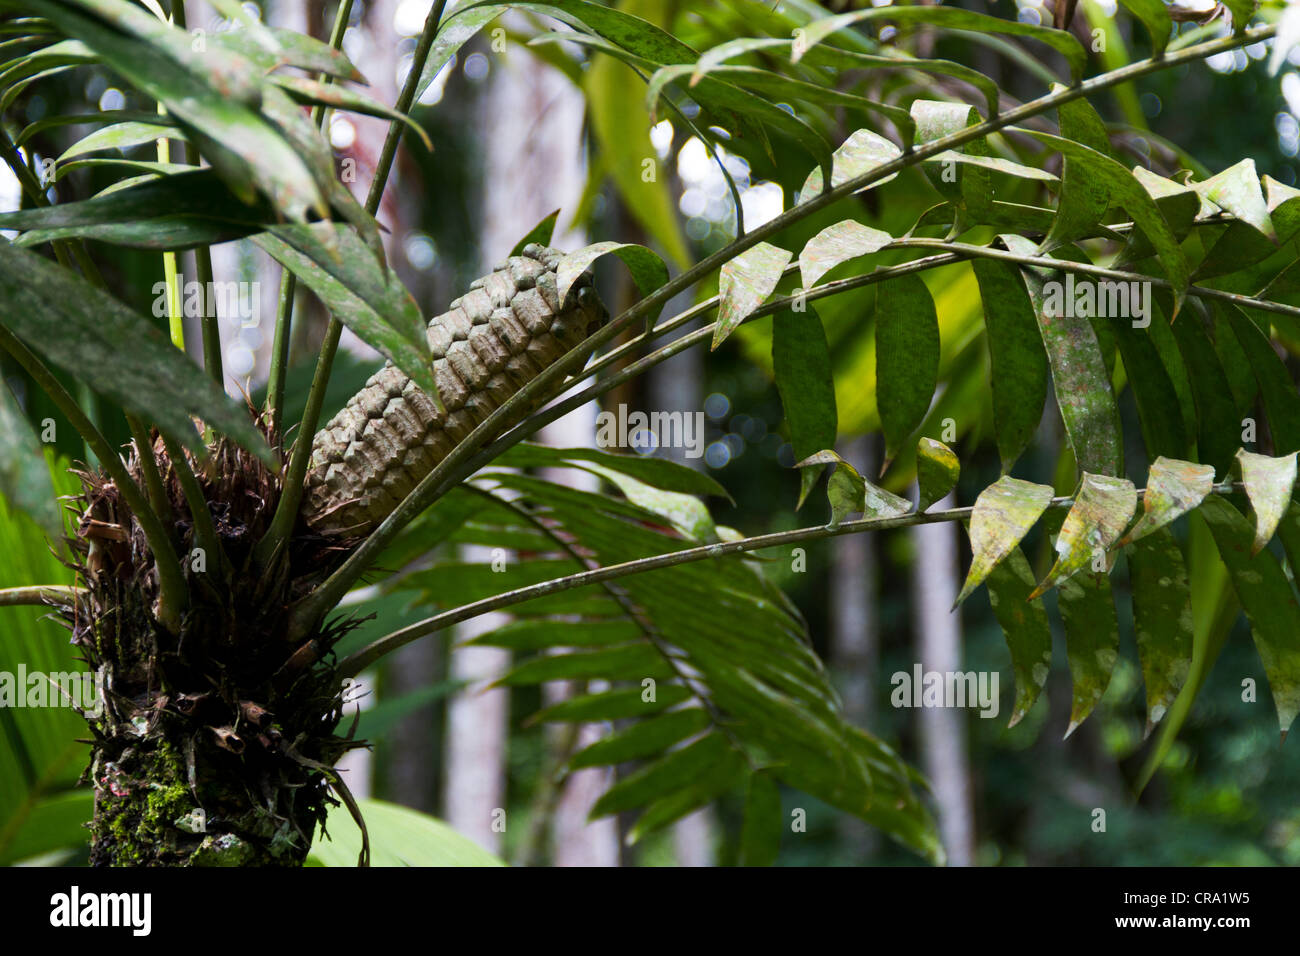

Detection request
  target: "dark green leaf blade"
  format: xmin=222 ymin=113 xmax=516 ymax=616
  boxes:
xmin=971 ymin=257 xmax=1048 ymax=471
xmin=0 ymin=243 xmax=272 ymax=463
xmin=774 ymin=307 xmax=837 ymax=509
xmin=1198 ymin=495 xmax=1300 ymax=738
xmin=0 ymin=380 xmax=59 ymax=536
xmin=876 ymin=275 xmax=939 ymax=466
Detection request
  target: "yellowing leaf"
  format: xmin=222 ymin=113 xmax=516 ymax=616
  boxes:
xmin=916 ymin=437 xmax=959 ymax=513
xmin=713 ymin=242 xmax=792 ymax=350
xmin=954 ymin=476 xmax=1055 ymax=606
xmin=1030 ymin=473 xmax=1136 ymax=600
xmin=798 ymin=220 xmax=891 ymax=291
xmin=1236 ymin=449 xmax=1299 ymax=555
xmin=798 ymin=128 xmax=901 ymax=203
xmin=1120 ymin=456 xmax=1216 ymax=546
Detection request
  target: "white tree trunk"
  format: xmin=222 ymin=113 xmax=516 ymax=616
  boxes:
xmin=444 ymin=571 xmax=512 ymax=854
xmin=911 ymin=492 xmax=976 ymax=866
xmin=540 ymin=410 xmax=620 ymax=867
xmin=444 ymin=20 xmax=605 ymax=861
xmin=831 ymin=436 xmax=878 ymax=859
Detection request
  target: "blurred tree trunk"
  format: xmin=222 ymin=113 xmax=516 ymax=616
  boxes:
xmin=831 ymin=435 xmax=879 ymax=860
xmin=382 ymin=642 xmax=441 ymax=812
xmin=444 ymin=18 xmax=602 ymax=860
xmin=445 ymin=573 xmax=511 ymax=854
xmin=911 ymin=491 xmax=976 ymax=866
xmin=539 ymin=413 xmax=621 ymax=866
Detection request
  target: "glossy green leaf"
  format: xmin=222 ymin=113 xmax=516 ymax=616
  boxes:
xmin=876 ymin=274 xmax=939 ymax=465
xmin=1113 ymin=314 xmax=1191 ymax=461
xmin=1117 ymin=0 xmax=1173 ymax=56
xmin=498 ymin=644 xmax=673 ymax=686
xmin=985 ymin=547 xmax=1052 ymax=728
xmin=1003 ymin=236 xmax=1123 ymax=477
xmin=0 ymin=243 xmax=272 ymax=463
xmin=531 ymin=684 xmax=693 ymax=724
xmin=1198 ymin=495 xmax=1300 ymax=738
xmin=971 ymin=257 xmax=1048 ymax=471
xmin=495 ymin=443 xmax=731 ymax=501
xmin=589 ymin=733 xmax=732 ymax=818
xmin=14 ymin=109 xmax=166 ymax=148
xmin=1219 ymin=304 xmax=1300 ymax=454
xmin=1236 ymin=449 xmax=1298 ymax=555
xmin=1196 ymin=175 xmax=1300 ymax=281
xmin=793 ymin=5 xmax=1088 ymax=80
xmin=272 ymin=74 xmax=431 ymax=151
xmin=1127 ymin=528 xmax=1193 ymax=731
xmin=955 ymin=476 xmax=1056 ymax=605
xmin=463 ymin=617 xmax=641 ymax=651
xmin=583 ymin=467 xmax=720 ymax=542
xmin=1044 ymin=94 xmax=1113 ymax=248
xmin=773 ymin=306 xmax=837 ymax=509
xmin=624 ymin=748 xmax=747 ymax=844
xmin=569 ymin=708 xmax=711 ymax=769
xmin=56 ymin=119 xmax=175 ymax=162
xmin=928 ymin=150 xmax=1059 ymax=184
xmin=510 ymin=209 xmax=560 ymax=257
xmin=911 ymin=100 xmax=991 ymax=226
xmin=1167 ymin=301 xmax=1242 ymax=477
xmin=1119 ymin=168 xmax=1202 ymax=267
xmin=1057 ymin=565 xmax=1120 ymax=736
xmin=796 ymin=450 xmax=909 ymax=528
xmin=0 ymin=790 xmax=91 ymax=866
xmin=210 ymin=24 xmax=364 ymax=81
xmin=916 ymin=437 xmax=959 ymax=513
xmin=713 ymin=242 xmax=792 ymax=350
xmin=738 ymin=771 xmax=782 ymax=867
xmin=416 ymin=4 xmax=504 ymax=102
xmin=0 ymin=461 xmax=93 ymax=864
xmin=308 ymin=798 xmax=505 ymax=867
xmin=26 ymin=0 xmax=326 ymax=222
xmin=52 ymin=158 xmax=190 ymax=183
xmin=0 ymin=381 xmax=58 ymax=536
xmin=1022 ymin=128 xmax=1190 ymax=308
xmin=253 ymin=225 xmax=436 ymax=398
xmin=0 ymin=168 xmax=281 ymax=250
xmin=558 ymin=241 xmax=670 ymax=308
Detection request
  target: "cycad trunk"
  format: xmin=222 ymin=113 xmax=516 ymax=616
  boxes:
xmin=70 ymin=434 xmax=358 ymax=866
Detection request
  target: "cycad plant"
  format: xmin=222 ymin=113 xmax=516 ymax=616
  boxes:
xmin=1 ymin=0 xmax=1299 ymax=866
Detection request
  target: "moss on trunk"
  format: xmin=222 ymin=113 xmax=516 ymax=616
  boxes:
xmin=65 ymin=431 xmax=363 ymax=867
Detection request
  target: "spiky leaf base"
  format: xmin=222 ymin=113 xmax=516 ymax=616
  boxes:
xmin=66 ymin=432 xmax=362 ymax=866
